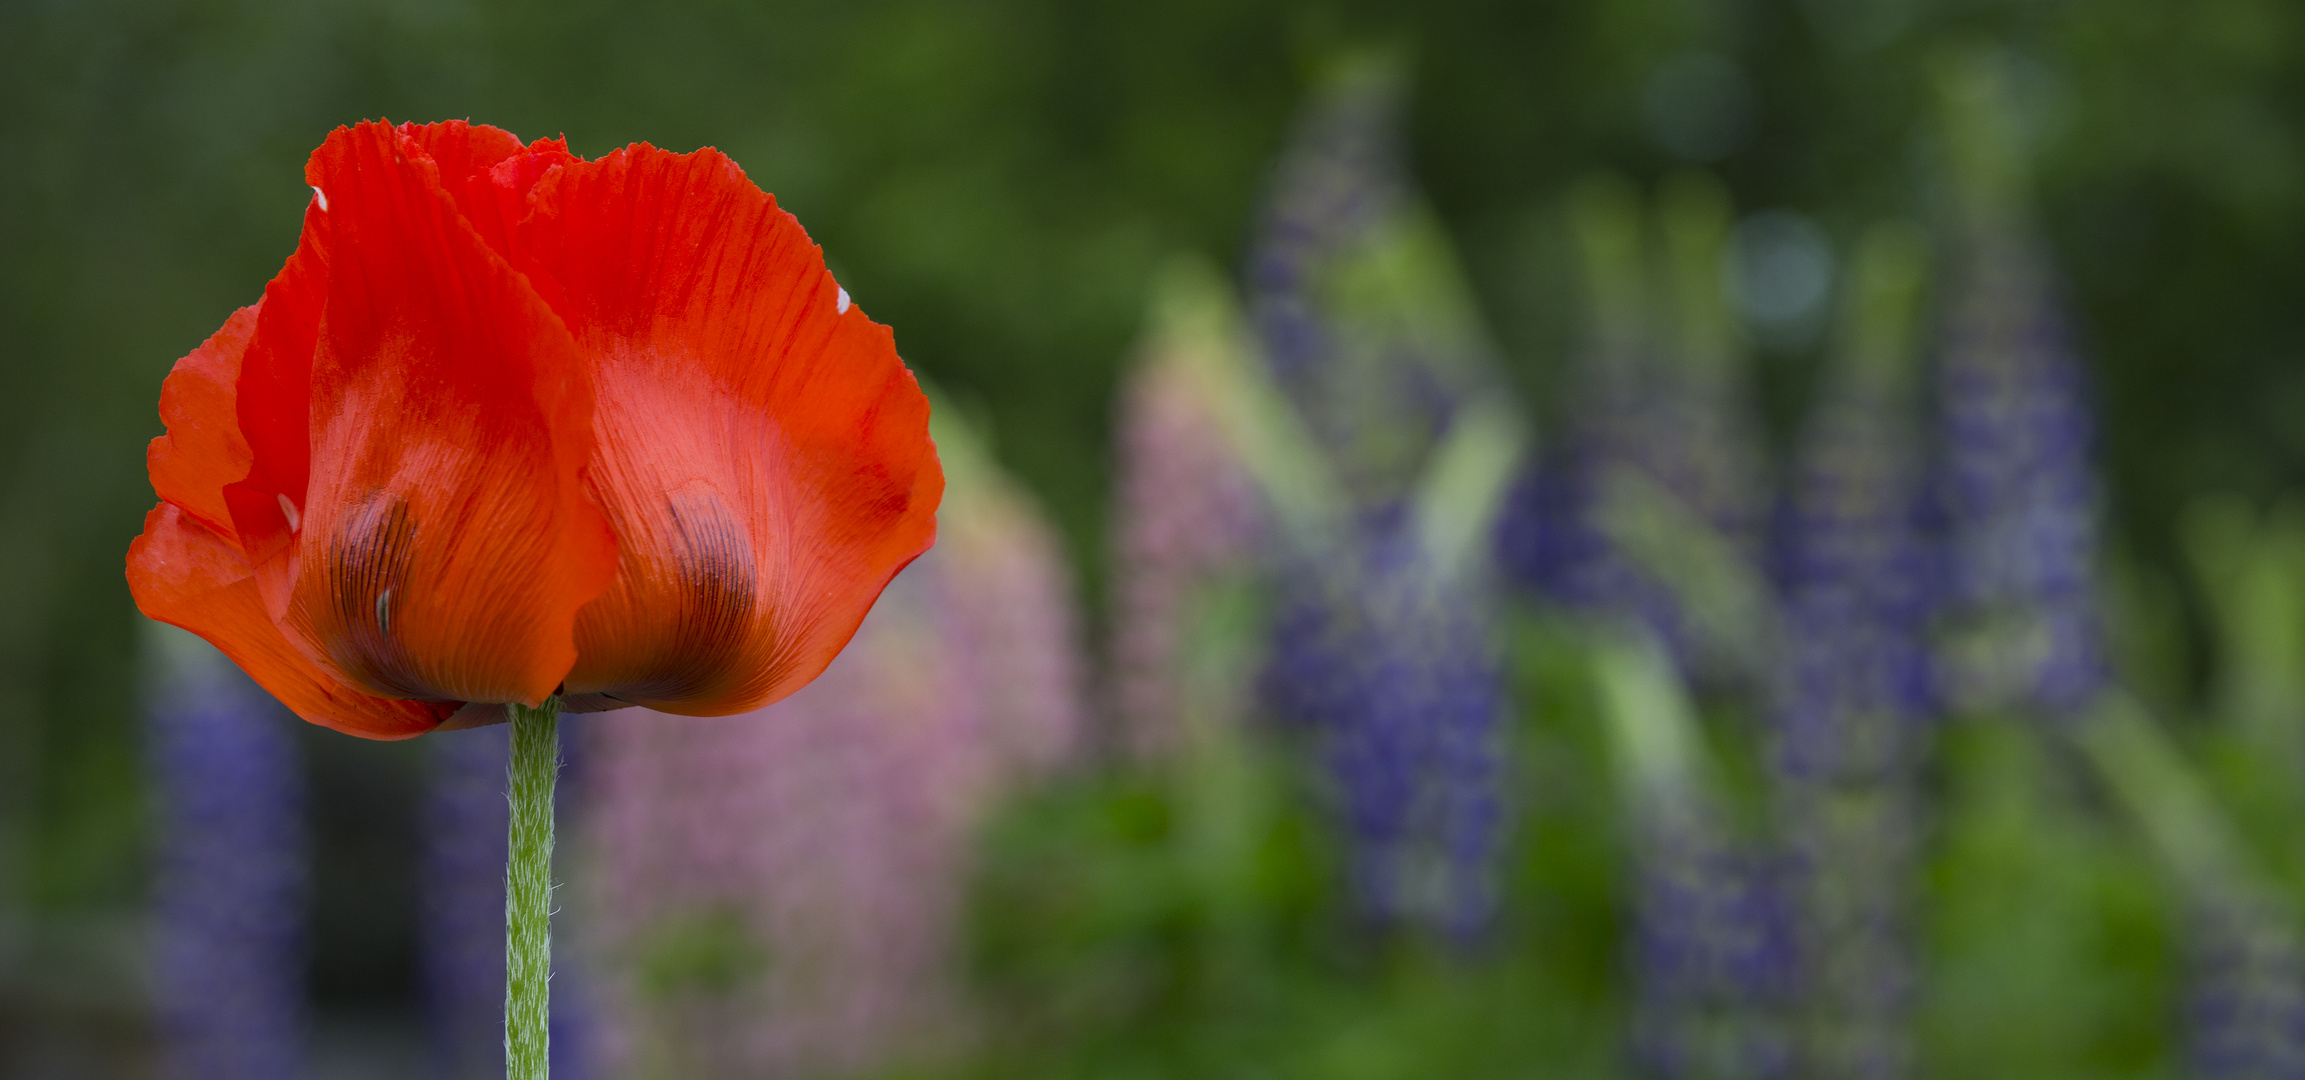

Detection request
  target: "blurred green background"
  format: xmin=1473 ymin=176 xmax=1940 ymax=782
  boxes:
xmin=5 ymin=0 xmax=2305 ymax=1076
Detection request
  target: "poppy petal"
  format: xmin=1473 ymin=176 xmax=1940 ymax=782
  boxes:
xmin=394 ymin=120 xmax=526 ymax=200
xmin=148 ymin=303 xmax=259 ymax=536
xmin=518 ymin=145 xmax=943 ymax=715
xmin=273 ymin=121 xmax=617 ymax=707
xmin=395 ymin=121 xmax=577 ymax=261
xmin=227 ymin=197 xmax=330 ymax=571
xmin=466 ymin=138 xmax=581 ymax=262
xmin=128 ymin=504 xmax=454 ymax=740
xmin=229 ymin=121 xmax=541 ymax=575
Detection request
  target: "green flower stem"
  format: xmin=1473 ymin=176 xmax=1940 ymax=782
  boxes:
xmin=505 ymin=697 xmax=561 ymax=1080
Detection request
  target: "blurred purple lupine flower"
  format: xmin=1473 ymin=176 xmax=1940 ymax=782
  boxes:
xmin=575 ymin=413 xmax=1081 ymax=1079
xmin=145 ymin=624 xmax=306 ymax=1080
xmin=1629 ymin=818 xmax=1801 ymax=1080
xmin=1498 ymin=176 xmax=1651 ymax=604
xmin=1255 ymin=488 xmax=1513 ymax=941
xmin=1247 ymin=53 xmax=1406 ymax=394
xmin=1501 ymin=175 xmax=1792 ymax=1075
xmin=1772 ymin=225 xmax=1937 ymax=1080
xmin=1502 ymin=175 xmax=1770 ymax=688
xmin=418 ymin=721 xmax=599 ymax=1080
xmin=1933 ymin=55 xmax=2108 ymax=719
xmin=2168 ymin=502 xmax=2305 ymax=1077
xmin=2079 ymin=697 xmax=2305 ymax=1080
xmin=1596 ymin=632 xmax=1798 ymax=1080
xmin=1242 ymin=56 xmax=1521 ymax=936
xmin=1261 ymin=528 xmax=1507 ymax=934
xmin=2185 ymin=890 xmax=2305 ymax=1079
xmin=1247 ymin=53 xmax=1494 ymax=520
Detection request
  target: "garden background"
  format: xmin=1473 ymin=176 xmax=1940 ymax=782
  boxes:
xmin=7 ymin=0 xmax=2305 ymax=1078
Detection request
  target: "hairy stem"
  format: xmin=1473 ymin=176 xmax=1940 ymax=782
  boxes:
xmin=505 ymin=698 xmax=561 ymax=1080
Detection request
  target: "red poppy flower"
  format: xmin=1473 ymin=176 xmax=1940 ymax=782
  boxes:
xmin=127 ymin=120 xmax=944 ymax=740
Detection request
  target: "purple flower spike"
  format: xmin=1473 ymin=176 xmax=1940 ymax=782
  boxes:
xmin=1772 ymin=225 xmax=1937 ymax=1079
xmin=1933 ymin=54 xmax=2109 ymax=720
xmin=1262 ymin=532 xmax=1507 ymax=934
xmin=145 ymin=626 xmax=307 ymax=1080
xmin=1598 ymin=633 xmax=1798 ymax=1080
xmin=1242 ymin=54 xmax=1521 ymax=940
xmin=2185 ymin=892 xmax=2305 ymax=1079
xmin=1247 ymin=54 xmax=1497 ymax=520
xmin=1628 ymin=824 xmax=1800 ymax=1080
xmin=1250 ymin=57 xmax=1409 ymax=388
xmin=1505 ymin=175 xmax=1769 ymax=688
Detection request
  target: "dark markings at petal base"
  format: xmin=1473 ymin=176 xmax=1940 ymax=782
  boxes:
xmin=322 ymin=492 xmax=439 ymax=700
xmin=630 ymin=489 xmax=760 ymax=702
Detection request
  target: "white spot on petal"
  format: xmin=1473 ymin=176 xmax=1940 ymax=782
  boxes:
xmin=835 ymin=287 xmax=851 ymax=315
xmin=311 ymin=186 xmax=329 ymax=212
xmin=277 ymin=493 xmax=301 ymax=533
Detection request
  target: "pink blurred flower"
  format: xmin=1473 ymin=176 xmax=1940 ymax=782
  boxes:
xmin=573 ymin=424 xmax=1081 ymax=1078
xmin=1107 ymin=281 xmax=1268 ymax=760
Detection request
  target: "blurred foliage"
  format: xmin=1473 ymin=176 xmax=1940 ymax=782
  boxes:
xmin=950 ymin=611 xmax=1628 ymax=1080
xmin=945 ymin=614 xmax=2201 ymax=1078
xmin=1918 ymin=717 xmax=2175 ymax=1078
xmin=948 ymin=586 xmax=2251 ymax=1078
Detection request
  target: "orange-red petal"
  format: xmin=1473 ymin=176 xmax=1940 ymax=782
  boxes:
xmin=128 ymin=504 xmax=454 ymax=740
xmin=394 ymin=120 xmax=526 ymax=205
xmin=517 ymin=145 xmax=943 ymax=715
xmin=270 ymin=121 xmax=617 ymax=707
xmin=227 ymin=196 xmax=330 ymax=571
xmin=148 ymin=303 xmax=260 ymax=536
xmin=394 ymin=121 xmax=576 ymax=262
